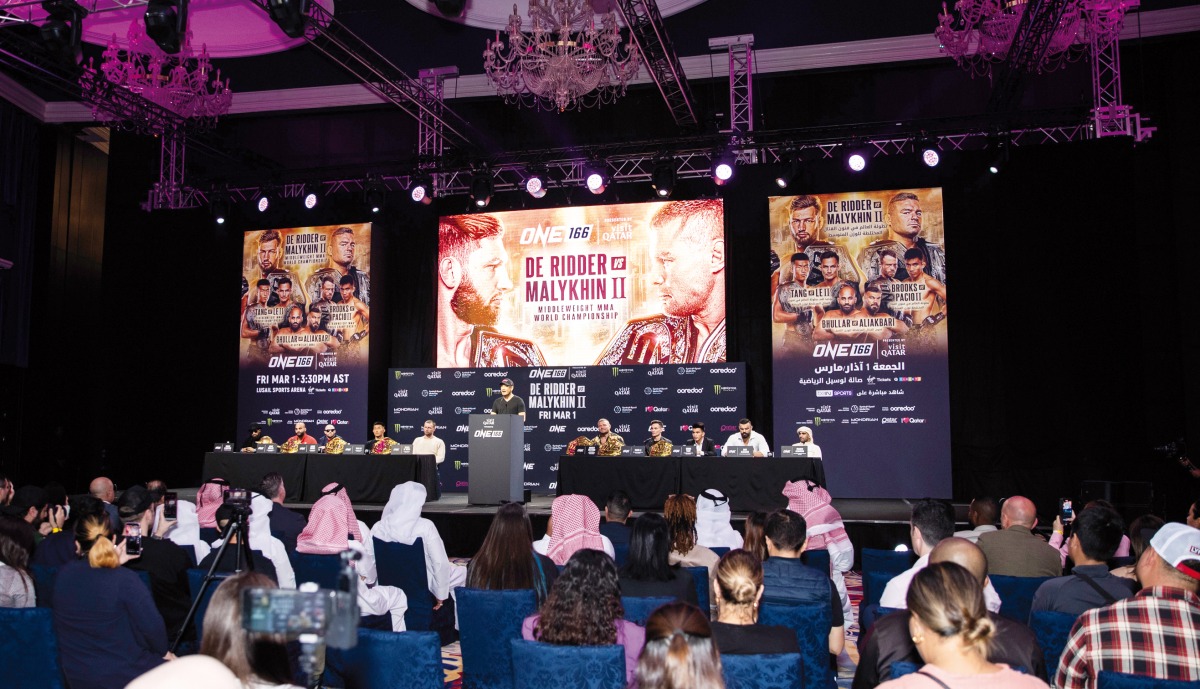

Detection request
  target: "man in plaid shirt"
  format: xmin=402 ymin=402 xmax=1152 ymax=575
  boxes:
xmin=1055 ymin=522 xmax=1200 ymax=688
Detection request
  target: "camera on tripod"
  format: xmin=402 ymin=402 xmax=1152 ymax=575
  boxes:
xmin=241 ymin=583 xmax=359 ymax=650
xmin=223 ymin=486 xmax=253 ymax=515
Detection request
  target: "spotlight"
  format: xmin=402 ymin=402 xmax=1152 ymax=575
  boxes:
xmin=256 ymin=188 xmax=272 ymax=213
xmin=915 ymin=135 xmax=940 ymax=168
xmin=302 ymin=188 xmax=321 ymax=210
xmin=211 ymin=195 xmax=228 ymax=225
xmin=987 ymin=136 xmax=1009 ymax=175
xmin=583 ymin=161 xmax=609 ymax=195
xmin=40 ymin=0 xmax=87 ymax=66
xmin=363 ymin=178 xmax=386 ymax=213
xmin=774 ymin=154 xmax=803 ymax=189
xmin=523 ymin=169 xmax=548 ymax=198
xmin=410 ymin=176 xmax=433 ymax=205
xmin=470 ymin=169 xmax=494 ymax=208
xmin=651 ymin=160 xmax=676 ymax=198
xmin=267 ymin=0 xmax=310 ymax=39
xmin=845 ymin=144 xmax=868 ymax=173
xmin=711 ymin=152 xmax=735 ymax=185
xmin=144 ymin=0 xmax=188 ymax=54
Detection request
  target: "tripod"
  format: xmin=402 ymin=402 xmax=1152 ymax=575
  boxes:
xmin=170 ymin=507 xmax=254 ymax=654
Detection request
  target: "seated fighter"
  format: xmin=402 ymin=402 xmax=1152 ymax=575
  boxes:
xmin=642 ymin=420 xmax=674 ymax=456
xmin=368 ymin=421 xmax=399 ymax=454
xmin=321 ymin=424 xmax=346 ymax=454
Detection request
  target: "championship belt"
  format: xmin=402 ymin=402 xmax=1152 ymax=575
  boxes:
xmin=257 ymin=436 xmax=273 ymax=445
xmin=566 ymin=436 xmax=596 ymax=455
xmin=596 ymin=434 xmax=624 ymax=456
xmin=371 ymin=438 xmax=398 ymax=454
xmin=325 ymin=437 xmax=346 ymax=454
xmin=648 ymin=439 xmax=673 ymax=457
xmin=596 ymin=315 xmax=726 ymax=365
xmin=280 ymin=437 xmax=300 ymax=453
xmin=472 ymin=329 xmax=547 ymax=367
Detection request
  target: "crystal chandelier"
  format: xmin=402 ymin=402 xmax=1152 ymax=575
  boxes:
xmin=935 ymin=0 xmax=1133 ymax=78
xmin=484 ymin=0 xmax=641 ymax=112
xmin=81 ymin=19 xmax=232 ymax=128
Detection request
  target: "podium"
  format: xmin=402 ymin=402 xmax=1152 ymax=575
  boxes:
xmin=468 ymin=414 xmax=524 ymax=505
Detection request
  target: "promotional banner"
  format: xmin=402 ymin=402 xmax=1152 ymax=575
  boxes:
xmin=236 ymin=224 xmax=371 ymax=448
xmin=769 ymin=191 xmax=950 ymax=498
xmin=388 ymin=363 xmax=748 ymax=492
xmin=436 ymin=200 xmax=726 ymax=367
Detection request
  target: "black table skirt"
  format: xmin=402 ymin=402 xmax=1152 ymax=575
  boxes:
xmin=556 ymin=455 xmax=826 ymax=512
xmin=200 ymin=452 xmax=438 ymax=504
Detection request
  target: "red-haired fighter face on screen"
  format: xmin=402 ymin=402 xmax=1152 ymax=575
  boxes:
xmin=436 ymin=215 xmax=546 ymax=368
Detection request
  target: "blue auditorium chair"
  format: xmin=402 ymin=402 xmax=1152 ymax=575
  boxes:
xmin=612 ymin=542 xmax=629 ymax=567
xmin=292 ymin=552 xmax=344 ymax=589
xmin=1029 ymin=610 xmax=1077 ymax=678
xmin=1097 ymin=671 xmax=1200 ymax=689
xmin=186 ymin=568 xmax=230 ymax=639
xmin=722 ymin=652 xmax=803 ymax=689
xmin=0 ymin=607 xmax=68 ymax=689
xmin=458 ymin=588 xmax=539 ymax=689
xmin=621 ymin=595 xmax=674 ymax=626
xmin=322 ymin=629 xmax=443 ymax=689
xmin=858 ymin=604 xmax=902 ymax=636
xmin=802 ymin=548 xmax=830 ymax=576
xmin=989 ymin=575 xmax=1054 ymax=624
xmin=31 ymin=564 xmax=58 ymax=608
xmin=860 ymin=548 xmax=914 ymax=607
xmin=709 ymin=546 xmax=731 ymax=558
xmin=759 ymin=601 xmax=832 ymax=689
xmin=510 ymin=639 xmax=626 ymax=689
xmin=373 ymin=536 xmax=432 ymax=631
xmin=685 ymin=566 xmax=711 ymax=614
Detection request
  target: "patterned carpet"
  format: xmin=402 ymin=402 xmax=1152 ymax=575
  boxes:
xmin=438 ymin=571 xmax=864 ymax=688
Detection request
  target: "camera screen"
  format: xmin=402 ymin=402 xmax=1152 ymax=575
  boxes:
xmin=243 ymin=589 xmax=326 ymax=635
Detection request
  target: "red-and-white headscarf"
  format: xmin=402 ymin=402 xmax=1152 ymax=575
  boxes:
xmin=782 ymin=480 xmax=850 ymax=550
xmin=196 ymin=479 xmax=228 ymax=529
xmin=297 ymin=483 xmax=364 ymax=554
xmin=546 ymin=494 xmax=604 ymax=565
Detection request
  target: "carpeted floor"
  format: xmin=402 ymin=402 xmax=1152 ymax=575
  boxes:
xmin=439 ymin=571 xmax=864 ymax=688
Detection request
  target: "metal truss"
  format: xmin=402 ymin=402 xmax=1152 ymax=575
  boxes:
xmin=987 ymin=0 xmax=1075 ymax=113
xmin=0 ymin=0 xmax=150 ymax=26
xmin=710 ymin=35 xmax=754 ymax=135
xmin=417 ymin=66 xmax=458 ymax=199
xmin=613 ymin=0 xmax=698 ymax=129
xmin=1089 ymin=4 xmax=1154 ymax=141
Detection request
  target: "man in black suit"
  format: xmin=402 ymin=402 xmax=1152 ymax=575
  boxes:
xmin=260 ymin=472 xmax=306 ymax=551
xmin=599 ymin=490 xmax=633 ymax=547
xmin=117 ymin=485 xmax=193 ymax=643
xmin=682 ymin=422 xmax=717 ymax=456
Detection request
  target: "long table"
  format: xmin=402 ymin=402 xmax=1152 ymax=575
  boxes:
xmin=201 ymin=452 xmax=438 ymax=503
xmin=556 ymin=455 xmax=827 ymax=512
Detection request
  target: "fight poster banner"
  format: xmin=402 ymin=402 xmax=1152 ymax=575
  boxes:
xmin=436 ymin=200 xmax=726 ymax=367
xmin=769 ymin=190 xmax=951 ymax=498
xmin=236 ymin=224 xmax=371 ymax=448
xmin=388 ymin=363 xmax=747 ymax=492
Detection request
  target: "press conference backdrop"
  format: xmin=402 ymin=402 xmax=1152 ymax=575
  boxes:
xmin=388 ymin=364 xmax=748 ymax=492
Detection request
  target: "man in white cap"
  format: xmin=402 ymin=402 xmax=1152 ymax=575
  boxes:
xmin=695 ymin=489 xmax=743 ymax=550
xmin=793 ymin=426 xmax=822 ymax=458
xmin=1057 ymin=522 xmax=1200 ymax=688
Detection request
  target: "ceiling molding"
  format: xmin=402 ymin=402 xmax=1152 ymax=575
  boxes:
xmin=9 ymin=5 xmax=1197 ymax=124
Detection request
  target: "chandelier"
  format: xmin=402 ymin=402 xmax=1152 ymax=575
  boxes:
xmin=935 ymin=0 xmax=1132 ymax=78
xmin=484 ymin=0 xmax=641 ymax=112
xmin=81 ymin=19 xmax=232 ymax=128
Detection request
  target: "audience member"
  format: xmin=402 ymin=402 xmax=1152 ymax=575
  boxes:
xmin=372 ymin=482 xmax=467 ymax=609
xmin=1111 ymin=514 xmax=1164 ymax=581
xmin=199 ymin=571 xmax=302 ymax=689
xmin=0 ymin=528 xmax=35 ymax=607
xmin=952 ymin=496 xmax=999 ymax=543
xmin=198 ymin=503 xmax=280 ymax=584
xmin=127 ymin=655 xmax=241 ymax=689
xmin=89 ymin=476 xmax=120 ymax=532
xmin=7 ymin=485 xmax=55 ymax=540
xmin=522 ymin=549 xmax=645 ymax=685
xmin=742 ymin=511 xmax=768 ymax=562
xmin=710 ymin=549 xmax=799 ymax=654
xmin=783 ymin=479 xmax=854 ymax=623
xmin=636 ymin=601 xmax=725 ymax=689
xmin=1048 ymin=499 xmax=1130 ymax=569
xmin=977 ymin=496 xmax=1061 ymax=577
xmin=297 ymin=482 xmax=408 ymax=630
xmin=696 ymin=489 xmax=744 ymax=550
xmin=600 ymin=489 xmax=634 ymax=547
xmin=854 ymin=538 xmax=1046 ymax=689
xmin=618 ymin=512 xmax=697 ymax=605
xmin=0 ymin=496 xmax=39 ymax=557
xmin=1031 ymin=505 xmax=1138 ymax=616
xmin=760 ymin=508 xmax=845 ymax=656
xmin=0 ymin=473 xmax=11 ymax=506
xmin=164 ymin=498 xmax=212 ymax=564
xmin=467 ymin=502 xmax=558 ymax=605
xmin=53 ymin=515 xmax=173 ymax=689
xmin=874 ymin=562 xmax=1049 ymax=689
xmin=882 ymin=499 xmax=1001 ymax=612
xmin=665 ymin=494 xmax=720 ymax=581
xmin=32 ymin=494 xmax=106 ymax=566
xmin=250 ymin=493 xmax=297 ymax=587
xmin=535 ymin=494 xmax=615 ymax=563
xmin=195 ymin=479 xmax=228 ymax=529
xmin=1188 ymin=497 xmax=1199 ymax=529
xmin=259 ymin=472 xmax=307 ymax=551
xmin=117 ymin=485 xmax=193 ymax=643
xmin=1057 ymin=522 xmax=1200 ymax=688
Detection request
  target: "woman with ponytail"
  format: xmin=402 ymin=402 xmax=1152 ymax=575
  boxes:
xmin=876 ymin=562 xmax=1048 ymax=689
xmin=709 ymin=550 xmax=798 ymax=654
xmin=635 ymin=601 xmax=726 ymax=689
xmin=53 ymin=514 xmax=174 ymax=689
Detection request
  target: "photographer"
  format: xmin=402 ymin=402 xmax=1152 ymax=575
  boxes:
xmin=118 ymin=485 xmax=194 ymax=643
xmin=200 ymin=571 xmax=301 ymax=689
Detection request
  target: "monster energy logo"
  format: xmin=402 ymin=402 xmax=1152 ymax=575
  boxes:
xmin=454 ymin=460 xmax=462 ymax=470
xmin=394 ymin=424 xmax=401 ymax=433
xmin=486 ymin=388 xmax=494 ymax=396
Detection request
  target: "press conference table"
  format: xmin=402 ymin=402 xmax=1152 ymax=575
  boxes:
xmin=201 ymin=451 xmax=438 ymax=503
xmin=556 ymin=455 xmax=826 ymax=512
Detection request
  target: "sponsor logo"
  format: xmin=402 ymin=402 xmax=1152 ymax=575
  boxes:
xmin=833 ymin=390 xmax=853 ymax=397
xmin=523 ymin=444 xmax=530 ymax=452
xmin=547 ymin=444 xmax=566 ymax=452
xmin=547 ymin=482 xmax=557 ymax=490
xmin=901 ymin=418 xmax=927 ymax=424
xmin=455 ymin=424 xmax=469 ymax=432
xmin=456 ymin=481 xmax=468 ymax=487
xmin=427 ymin=407 xmax=443 ymax=415
xmin=529 ymin=368 xmax=568 ymax=379
xmin=677 ymin=366 xmax=702 ymax=375
xmin=523 ymin=481 xmax=539 ymax=488
xmin=813 ymin=343 xmax=874 ymax=358
xmin=421 ymin=389 xmax=442 ymax=397
xmin=549 ymin=464 xmax=558 ymax=472
xmin=645 ymin=406 xmax=670 ymax=412
xmin=611 ymin=367 xmax=636 ymax=376
xmin=714 ymin=384 xmax=739 ymax=395
xmin=570 ymin=368 xmax=588 ymax=379
xmin=679 ymin=425 xmax=691 ymax=431
xmin=614 ymin=387 xmax=631 ymax=396
xmin=721 ymin=425 xmax=737 ymax=432
xmin=676 ymin=387 xmax=703 ymax=394
xmin=816 ymin=390 xmax=833 ymax=397
xmin=451 ymin=390 xmax=475 ymax=397
xmin=269 ymin=355 xmax=314 ymax=368
xmin=393 ymin=390 xmax=409 ymax=398
xmin=710 ymin=367 xmax=738 ymax=374
xmin=454 ymin=371 xmax=461 ymax=378
xmin=899 ymin=376 xmax=923 ymax=382
xmin=549 ymin=425 xmax=567 ymax=432
xmin=453 ymin=461 xmax=466 ymax=470
xmin=648 ymin=367 xmax=664 ymax=376
xmin=455 ymin=406 xmax=478 ymax=415
xmin=882 ymin=418 xmax=898 ymax=424
xmin=450 ymin=443 xmax=468 ymax=449
xmin=682 ymin=404 xmax=699 ymax=414
xmin=458 ymin=370 xmax=476 ymax=379
xmin=710 ymin=406 xmax=739 ymax=413
xmin=578 ymin=426 xmax=598 ymax=432
xmin=427 ymin=371 xmax=442 ymax=379
xmin=644 ymin=387 xmax=668 ymax=395
xmin=525 ymin=462 xmax=537 ymax=470
xmin=483 ymin=371 xmax=510 ymax=378
xmin=393 ymin=424 xmax=401 ymax=433
xmin=613 ymin=405 xmax=638 ymax=414
xmin=394 ymin=407 xmax=419 ymax=412
xmin=474 ymin=430 xmax=504 ymax=438
xmin=518 ymin=224 xmax=592 ymax=245
xmin=889 ymin=405 xmax=916 ymax=412
xmin=615 ymin=424 xmax=631 ymax=433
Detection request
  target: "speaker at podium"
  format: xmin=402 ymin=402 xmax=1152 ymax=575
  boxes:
xmin=468 ymin=414 xmax=525 ymax=505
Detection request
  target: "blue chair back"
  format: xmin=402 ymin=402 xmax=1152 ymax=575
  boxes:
xmin=861 ymin=569 xmax=900 ymax=609
xmin=322 ymin=629 xmax=443 ymax=689
xmin=891 ymin=661 xmax=920 ymax=678
xmin=374 ymin=537 xmax=432 ymax=631
xmin=990 ymin=575 xmax=1054 ymax=624
xmin=0 ymin=607 xmax=67 ymax=689
xmin=802 ymin=549 xmax=830 ymax=575
xmin=458 ymin=588 xmax=539 ymax=689
xmin=186 ymin=568 xmax=230 ymax=640
xmin=861 ymin=548 xmax=913 ymax=607
xmin=621 ymin=595 xmax=674 ymax=626
xmin=759 ymin=601 xmax=831 ymax=689
xmin=510 ymin=639 xmax=626 ymax=689
xmin=722 ymin=652 xmax=803 ymax=689
xmin=31 ymin=564 xmax=58 ymax=608
xmin=1097 ymin=671 xmax=1200 ymax=689
xmin=709 ymin=546 xmax=731 ymax=558
xmin=858 ymin=604 xmax=902 ymax=636
xmin=612 ymin=543 xmax=629 ymax=567
xmin=1029 ymin=610 xmax=1078 ymax=678
xmin=292 ymin=552 xmax=344 ymax=589
xmin=685 ymin=566 xmax=710 ymax=614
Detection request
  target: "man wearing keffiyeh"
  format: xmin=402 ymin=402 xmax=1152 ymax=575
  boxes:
xmin=536 ymin=494 xmax=615 ymax=565
xmin=782 ymin=479 xmax=854 ymax=623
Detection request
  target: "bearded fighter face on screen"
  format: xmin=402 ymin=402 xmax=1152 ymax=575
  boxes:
xmin=436 ymin=215 xmax=546 ymax=368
